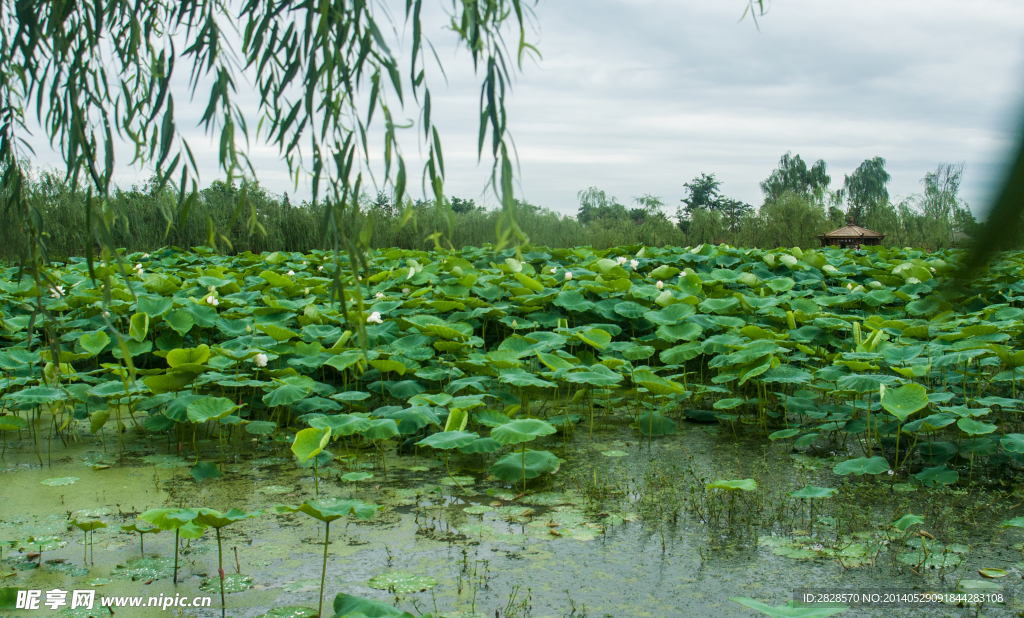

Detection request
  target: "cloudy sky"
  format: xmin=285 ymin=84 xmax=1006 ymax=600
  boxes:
xmin=25 ymin=0 xmax=1024 ymax=218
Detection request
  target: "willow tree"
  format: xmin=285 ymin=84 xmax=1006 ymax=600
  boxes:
xmin=0 ymin=0 xmax=544 ymax=361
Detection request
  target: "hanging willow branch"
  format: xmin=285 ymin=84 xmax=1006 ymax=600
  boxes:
xmin=0 ymin=0 xmax=540 ymax=350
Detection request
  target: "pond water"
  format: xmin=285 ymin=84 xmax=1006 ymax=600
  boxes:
xmin=1 ymin=409 xmax=1022 ymax=618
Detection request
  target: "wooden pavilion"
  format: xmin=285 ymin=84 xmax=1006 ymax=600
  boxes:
xmin=818 ymin=221 xmax=884 ymax=248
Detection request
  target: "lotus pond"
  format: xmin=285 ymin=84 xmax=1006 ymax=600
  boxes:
xmin=4 ymin=243 xmax=1024 ymax=617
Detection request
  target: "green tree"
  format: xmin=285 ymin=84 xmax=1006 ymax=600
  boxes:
xmin=843 ymin=157 xmax=891 ymax=225
xmin=760 ymin=152 xmax=831 ymax=204
xmin=577 ymin=187 xmax=627 ymax=224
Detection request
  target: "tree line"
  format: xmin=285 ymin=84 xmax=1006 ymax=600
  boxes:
xmin=0 ymin=153 xmax=990 ymax=261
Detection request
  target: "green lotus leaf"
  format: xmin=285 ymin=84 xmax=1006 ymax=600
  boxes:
xmin=416 ymin=430 xmax=479 ymax=450
xmin=958 ymin=417 xmax=996 ymax=436
xmin=1001 ymin=434 xmax=1024 ymax=453
xmin=331 ymin=593 xmax=414 ymax=618
xmin=292 ymin=427 xmax=332 ymax=462
xmin=655 ymin=323 xmax=702 ymax=343
xmin=914 ymin=465 xmax=959 ymax=487
xmin=459 ymin=437 xmax=502 ymax=454
xmin=275 ymin=499 xmax=379 ymax=523
xmin=340 ymin=472 xmax=373 ymax=482
xmin=730 ymin=598 xmax=848 ymax=618
xmin=167 ymin=345 xmax=211 ymax=368
xmin=360 ymin=418 xmax=400 ymax=441
xmin=892 ymin=514 xmax=924 ymax=532
xmin=636 ymin=412 xmax=677 ymax=436
xmin=129 ymin=313 xmax=149 ymax=342
xmin=192 ymin=507 xmax=262 ymax=528
xmin=165 ymin=310 xmax=195 ymax=336
xmin=263 ymin=384 xmax=312 ymax=407
xmin=660 ymin=342 xmax=702 ymax=365
xmin=0 ymin=415 xmax=28 ymax=431
xmin=880 ymin=383 xmax=929 ymax=422
xmin=490 ymin=449 xmax=561 ymax=482
xmin=369 ymin=359 xmax=406 ymax=376
xmin=186 ymin=396 xmax=240 ymax=423
xmin=138 ymin=295 xmax=174 ymax=318
xmin=491 ymin=419 xmax=557 ymax=445
xmin=787 ymin=486 xmax=837 ymax=499
xmin=576 ymin=328 xmax=612 ymax=349
xmin=833 ymin=456 xmax=890 ymax=476
xmin=632 ymin=368 xmax=686 ymax=396
xmin=190 ymin=461 xmax=223 ymax=482
xmin=708 ymin=479 xmax=757 ymax=492
xmin=80 ymin=331 xmax=110 ymax=356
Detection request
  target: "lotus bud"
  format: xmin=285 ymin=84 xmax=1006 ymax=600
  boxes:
xmin=367 ymin=311 xmax=383 ymax=324
xmin=565 ymin=271 xmax=573 ymax=281
xmin=512 ymin=319 xmax=518 ymax=330
xmin=245 ymin=324 xmax=252 ymax=333
xmin=785 ymin=310 xmax=796 ymax=331
xmin=287 ymin=270 xmax=295 ymax=276
xmin=655 ymin=280 xmax=664 ymax=290
xmin=253 ymin=353 xmax=268 ymax=367
xmin=402 ymin=288 xmax=410 ymax=294
xmin=304 ymin=287 xmax=310 ymax=295
xmin=853 ymin=321 xmax=862 ymax=345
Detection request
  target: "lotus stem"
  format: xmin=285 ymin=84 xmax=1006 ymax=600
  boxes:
xmin=319 ymin=521 xmax=330 ymax=617
xmin=216 ymin=528 xmax=226 ymax=618
xmin=174 ymin=528 xmax=179 ymax=585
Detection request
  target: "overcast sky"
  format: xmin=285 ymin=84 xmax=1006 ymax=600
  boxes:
xmin=25 ymin=0 xmax=1024 ymax=218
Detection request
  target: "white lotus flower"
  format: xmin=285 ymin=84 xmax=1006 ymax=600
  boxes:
xmin=375 ymin=292 xmax=384 ymax=299
xmin=253 ymin=353 xmax=268 ymax=367
xmin=930 ymin=267 xmax=936 ymax=273
xmin=206 ymin=296 xmax=219 ymax=306
xmin=887 ymin=470 xmax=894 ymax=476
xmin=564 ymin=271 xmax=573 ymax=281
xmin=630 ymin=259 xmax=639 ymax=269
xmin=50 ymin=285 xmax=65 ymax=298
xmin=656 ymin=280 xmax=664 ymax=290
xmin=318 ymin=265 xmax=324 ymax=272
xmin=287 ymin=270 xmax=295 ymax=276
xmin=550 ymin=267 xmax=557 ymax=274
xmin=402 ymin=288 xmax=410 ymax=294
xmin=134 ymin=263 xmax=143 ymax=271
xmin=301 ymin=261 xmax=307 ymax=266
xmin=617 ymin=256 xmax=627 ymax=265
xmin=847 ymin=283 xmax=853 ymax=289
xmin=367 ymin=311 xmax=383 ymax=324
xmin=102 ymin=311 xmax=110 ymax=318
xmin=408 ymin=267 xmax=415 ymax=279
xmin=142 ymin=253 xmax=149 ymax=258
